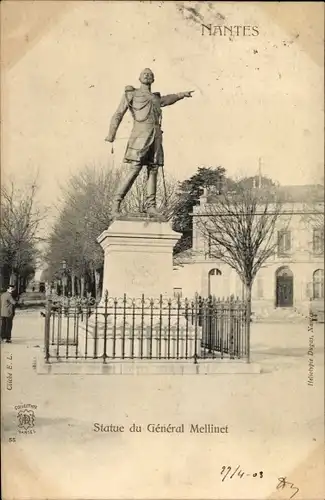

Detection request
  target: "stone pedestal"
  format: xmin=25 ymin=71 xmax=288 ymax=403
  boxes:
xmin=97 ymin=216 xmax=181 ymax=298
xmin=77 ymin=216 xmax=200 ymax=362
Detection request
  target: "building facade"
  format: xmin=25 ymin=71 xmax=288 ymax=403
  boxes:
xmin=173 ymin=185 xmax=324 ymax=314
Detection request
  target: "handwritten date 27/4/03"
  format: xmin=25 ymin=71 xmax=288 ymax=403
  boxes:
xmin=220 ymin=466 xmax=263 ymax=482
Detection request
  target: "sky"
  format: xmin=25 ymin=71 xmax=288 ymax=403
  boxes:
xmin=2 ymin=1 xmax=324 ymax=210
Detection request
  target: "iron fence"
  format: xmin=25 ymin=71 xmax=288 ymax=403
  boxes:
xmin=43 ymin=292 xmax=249 ymax=363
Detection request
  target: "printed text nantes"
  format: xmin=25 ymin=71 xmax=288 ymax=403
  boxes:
xmin=202 ymin=24 xmax=259 ymax=37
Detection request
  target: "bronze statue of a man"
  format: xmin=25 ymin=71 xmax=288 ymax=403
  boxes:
xmin=105 ymin=68 xmax=194 ymax=216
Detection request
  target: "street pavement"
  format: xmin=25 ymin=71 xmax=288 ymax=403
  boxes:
xmin=1 ymin=309 xmax=324 ymax=500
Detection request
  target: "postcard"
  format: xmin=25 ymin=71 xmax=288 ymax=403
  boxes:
xmin=1 ymin=1 xmax=324 ymax=499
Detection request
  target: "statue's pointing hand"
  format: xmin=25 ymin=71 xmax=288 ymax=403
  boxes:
xmin=182 ymin=90 xmax=195 ymax=98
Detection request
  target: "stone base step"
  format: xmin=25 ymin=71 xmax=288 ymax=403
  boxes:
xmin=252 ymin=307 xmax=308 ymax=323
xmin=34 ymin=352 xmax=260 ymax=375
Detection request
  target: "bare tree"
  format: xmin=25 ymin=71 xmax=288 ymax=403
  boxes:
xmin=122 ymin=166 xmax=179 ymax=220
xmin=196 ymin=185 xmax=287 ymax=360
xmin=0 ymin=179 xmax=46 ymax=292
xmin=45 ymin=163 xmax=120 ymax=296
xmin=46 ymin=162 xmax=180 ymax=297
xmin=302 ymin=183 xmax=324 ymax=230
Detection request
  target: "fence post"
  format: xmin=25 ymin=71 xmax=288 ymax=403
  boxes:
xmin=44 ymin=298 xmax=52 ymax=363
xmin=207 ymin=295 xmax=212 ymax=354
xmin=229 ymin=296 xmax=234 ymax=359
xmin=94 ymin=299 xmax=99 ymax=359
xmin=122 ymin=294 xmax=127 ymax=359
xmin=193 ymin=294 xmax=199 ymax=364
xmin=246 ymin=289 xmax=251 ymax=363
xmin=211 ymin=295 xmax=217 ymax=358
xmin=103 ymin=290 xmax=108 ymax=363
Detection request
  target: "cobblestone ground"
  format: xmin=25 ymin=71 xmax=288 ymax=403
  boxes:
xmin=1 ymin=310 xmax=324 ymax=500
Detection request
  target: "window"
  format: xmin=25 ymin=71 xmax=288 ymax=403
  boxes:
xmin=208 ymin=269 xmax=222 ymax=297
xmin=313 ymin=229 xmax=324 ymax=255
xmin=313 ymin=269 xmax=324 ymax=299
xmin=277 ymin=230 xmax=291 ymax=256
xmin=208 ymin=269 xmax=222 ymax=276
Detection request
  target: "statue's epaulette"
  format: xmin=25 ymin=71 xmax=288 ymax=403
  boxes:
xmin=125 ymin=85 xmax=135 ymax=93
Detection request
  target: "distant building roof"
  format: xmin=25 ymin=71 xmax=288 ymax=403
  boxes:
xmin=277 ymin=184 xmax=324 ymax=202
xmin=202 ymin=184 xmax=324 ymax=204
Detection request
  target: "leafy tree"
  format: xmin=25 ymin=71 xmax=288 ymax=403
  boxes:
xmin=172 ymin=166 xmax=232 ymax=254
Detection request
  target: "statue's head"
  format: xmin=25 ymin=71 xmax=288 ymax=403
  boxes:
xmin=139 ymin=68 xmax=155 ymax=85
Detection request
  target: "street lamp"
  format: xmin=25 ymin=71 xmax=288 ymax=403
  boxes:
xmin=61 ymin=260 xmax=68 ymax=298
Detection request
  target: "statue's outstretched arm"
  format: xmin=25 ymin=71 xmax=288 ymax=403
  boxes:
xmin=160 ymin=91 xmax=194 ymax=107
xmin=105 ymin=94 xmax=129 ymax=142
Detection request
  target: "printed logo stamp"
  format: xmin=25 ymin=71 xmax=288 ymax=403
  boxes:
xmin=15 ymin=404 xmax=37 ymax=434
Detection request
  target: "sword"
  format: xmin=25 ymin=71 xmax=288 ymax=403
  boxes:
xmin=161 ymin=165 xmax=168 ymax=207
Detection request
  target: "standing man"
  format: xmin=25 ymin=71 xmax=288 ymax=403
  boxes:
xmin=105 ymin=68 xmax=194 ymax=216
xmin=1 ymin=285 xmax=17 ymax=343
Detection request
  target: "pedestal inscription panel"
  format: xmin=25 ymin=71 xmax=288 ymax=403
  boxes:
xmin=97 ymin=217 xmax=181 ymax=298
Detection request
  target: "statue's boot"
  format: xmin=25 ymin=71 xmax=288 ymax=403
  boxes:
xmin=146 ymin=206 xmax=160 ymax=216
xmin=111 ymin=199 xmax=121 ymax=217
xmin=146 ymin=166 xmax=160 ymax=216
xmin=111 ymin=163 xmax=142 ymax=216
